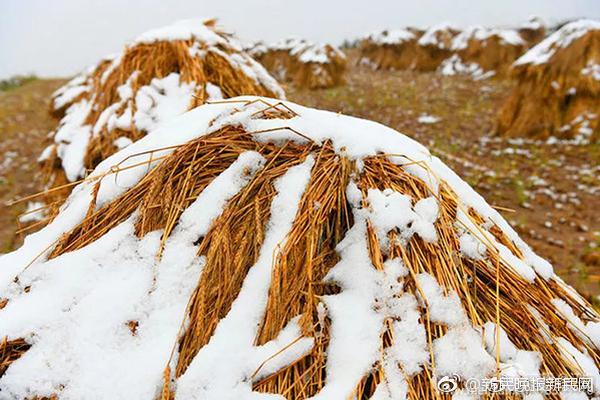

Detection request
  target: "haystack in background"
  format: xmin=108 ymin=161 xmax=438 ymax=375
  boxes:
xmin=439 ymin=26 xmax=527 ymax=79
xmin=519 ymin=16 xmax=547 ymax=46
xmin=250 ymin=38 xmax=347 ymax=89
xmin=358 ymin=28 xmax=422 ymax=70
xmin=414 ymin=23 xmax=460 ymax=71
xmin=291 ymin=43 xmax=347 ymax=89
xmin=497 ymin=19 xmax=600 ymax=142
xmin=2 ymin=97 xmax=600 ymax=400
xmin=39 ymin=18 xmax=284 ymax=219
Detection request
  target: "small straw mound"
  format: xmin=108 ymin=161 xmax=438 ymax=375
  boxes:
xmin=414 ymin=23 xmax=460 ymax=71
xmin=496 ymin=19 xmax=600 ymax=142
xmin=357 ymin=28 xmax=422 ymax=70
xmin=250 ymin=38 xmax=347 ymax=89
xmin=1 ymin=97 xmax=600 ymax=400
xmin=518 ymin=16 xmax=547 ymax=46
xmin=39 ymin=18 xmax=284 ymax=221
xmin=440 ymin=26 xmax=527 ymax=78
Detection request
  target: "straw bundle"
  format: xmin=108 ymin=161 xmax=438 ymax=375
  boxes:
xmin=358 ymin=29 xmax=422 ymax=70
xmin=250 ymin=39 xmax=347 ymax=89
xmin=519 ymin=17 xmax=547 ymax=46
xmin=414 ymin=23 xmax=460 ymax=71
xmin=2 ymin=97 xmax=600 ymax=400
xmin=496 ymin=20 xmax=600 ymax=142
xmin=441 ymin=26 xmax=527 ymax=78
xmin=39 ymin=18 xmax=284 ymax=218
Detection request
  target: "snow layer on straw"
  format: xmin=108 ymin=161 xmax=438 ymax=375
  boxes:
xmin=418 ymin=22 xmax=458 ymax=49
xmin=175 ymin=156 xmax=315 ymax=399
xmin=0 ymin=96 xmax=587 ymax=398
xmin=47 ymin=20 xmax=284 ymax=183
xmin=362 ymin=29 xmax=416 ymax=45
xmin=134 ymin=18 xmax=226 ymax=46
xmin=0 ymin=151 xmax=265 ymax=400
xmin=439 ymin=55 xmax=495 ymax=80
xmin=515 ymin=19 xmax=600 ymax=66
xmin=450 ymin=26 xmax=524 ymax=51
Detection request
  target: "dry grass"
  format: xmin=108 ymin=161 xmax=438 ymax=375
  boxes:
xmin=496 ymin=29 xmax=600 ymax=140
xmin=3 ymin=100 xmax=599 ymax=398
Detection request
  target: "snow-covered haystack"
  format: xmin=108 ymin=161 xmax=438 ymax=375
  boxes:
xmin=292 ymin=43 xmax=347 ymax=89
xmin=2 ymin=97 xmax=600 ymax=400
xmin=519 ymin=16 xmax=547 ymax=46
xmin=414 ymin=23 xmax=460 ymax=71
xmin=497 ymin=19 xmax=600 ymax=142
xmin=443 ymin=26 xmax=527 ymax=78
xmin=41 ymin=18 xmax=284 ymax=216
xmin=251 ymin=38 xmax=346 ymax=89
xmin=358 ymin=29 xmax=422 ymax=70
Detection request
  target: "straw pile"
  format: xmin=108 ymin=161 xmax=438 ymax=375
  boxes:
xmin=2 ymin=97 xmax=599 ymax=400
xmin=358 ymin=29 xmax=422 ymax=70
xmin=250 ymin=38 xmax=347 ymax=89
xmin=519 ymin=16 xmax=547 ymax=46
xmin=414 ymin=23 xmax=460 ymax=71
xmin=39 ymin=18 xmax=284 ymax=219
xmin=496 ymin=19 xmax=600 ymax=142
xmin=440 ymin=26 xmax=527 ymax=78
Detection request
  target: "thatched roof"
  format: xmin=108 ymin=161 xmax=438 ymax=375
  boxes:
xmin=2 ymin=97 xmax=599 ymax=399
xmin=39 ymin=19 xmax=284 ymax=219
xmin=497 ymin=19 xmax=600 ymax=142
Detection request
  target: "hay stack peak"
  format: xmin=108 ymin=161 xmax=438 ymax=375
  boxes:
xmin=41 ymin=18 xmax=284 ymax=215
xmin=497 ymin=19 xmax=600 ymax=142
xmin=1 ymin=97 xmax=600 ymax=399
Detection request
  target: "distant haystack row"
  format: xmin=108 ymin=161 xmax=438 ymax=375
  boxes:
xmin=359 ymin=19 xmax=545 ymax=79
xmin=247 ymin=38 xmax=347 ymax=89
xmin=41 ymin=19 xmax=284 ymax=213
xmin=497 ymin=19 xmax=600 ymax=142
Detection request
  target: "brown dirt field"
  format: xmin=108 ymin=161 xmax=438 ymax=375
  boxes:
xmin=0 ymin=67 xmax=598 ymax=302
xmin=0 ymin=79 xmax=65 ymax=251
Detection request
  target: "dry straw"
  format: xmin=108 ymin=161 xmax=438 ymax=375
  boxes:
xmin=358 ymin=29 xmax=423 ymax=70
xmin=2 ymin=99 xmax=599 ymax=399
xmin=251 ymin=39 xmax=347 ymax=89
xmin=39 ymin=19 xmax=284 ymax=223
xmin=496 ymin=21 xmax=600 ymax=141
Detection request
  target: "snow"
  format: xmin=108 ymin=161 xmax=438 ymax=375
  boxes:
xmin=439 ymin=55 xmax=495 ymax=80
xmin=46 ymin=20 xmax=284 ymax=183
xmin=418 ymin=22 xmax=458 ymax=49
xmin=18 ymin=201 xmax=46 ymax=224
xmin=582 ymin=62 xmax=600 ymax=81
xmin=1 ymin=96 xmax=593 ymax=399
xmin=418 ymin=113 xmax=441 ymax=124
xmin=451 ymin=26 xmax=524 ymax=51
xmin=515 ymin=19 xmax=600 ymax=66
xmin=175 ymin=156 xmax=315 ymax=399
xmin=133 ymin=73 xmax=196 ymax=132
xmin=363 ymin=29 xmax=416 ymax=45
xmin=134 ymin=19 xmax=226 ymax=46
